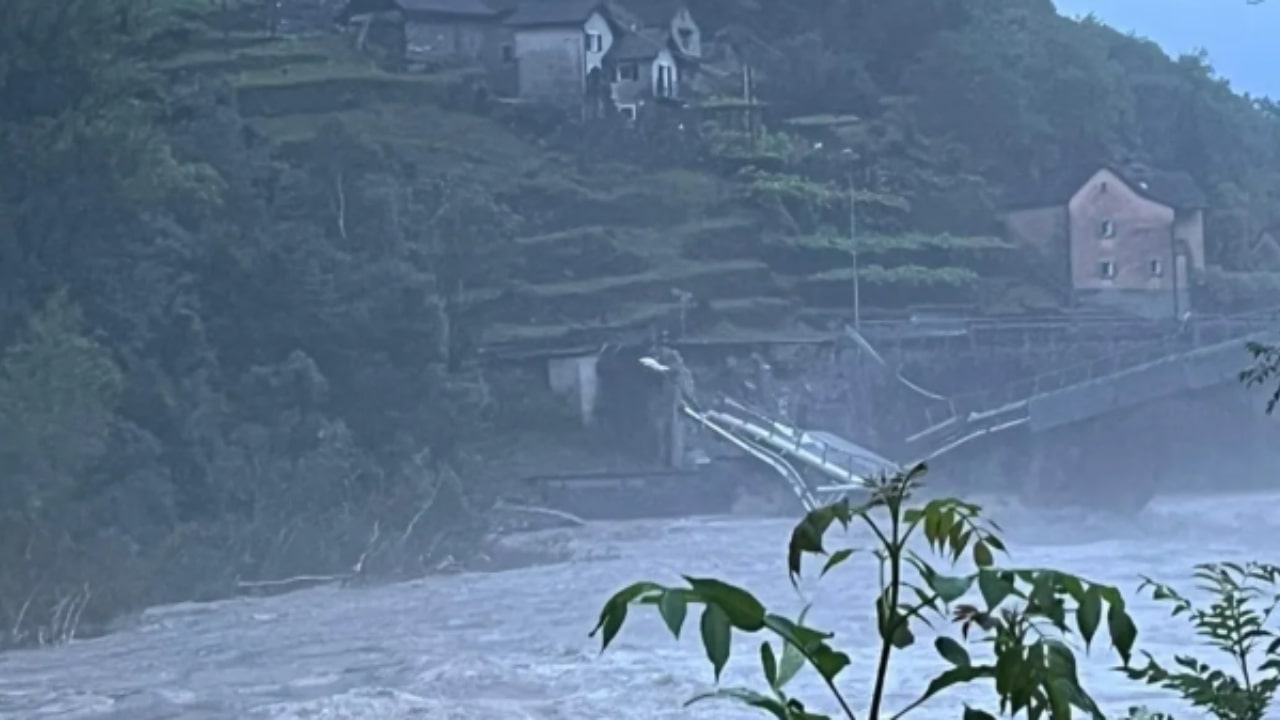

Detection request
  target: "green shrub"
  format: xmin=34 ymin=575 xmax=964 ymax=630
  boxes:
xmin=591 ymin=464 xmax=1138 ymax=719
xmin=1121 ymin=562 xmax=1280 ymax=720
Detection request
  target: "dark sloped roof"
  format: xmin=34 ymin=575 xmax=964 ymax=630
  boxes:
xmin=504 ymin=0 xmax=606 ymax=26
xmin=604 ymin=1 xmax=643 ymax=29
xmin=1005 ymin=163 xmax=1207 ymax=211
xmin=336 ymin=0 xmax=504 ymax=21
xmin=398 ymin=0 xmax=506 ymax=15
xmin=607 ymin=27 xmax=668 ymax=61
xmin=1116 ymin=165 xmax=1207 ymax=210
xmin=335 ymin=0 xmax=397 ymax=22
xmin=616 ymin=0 xmax=685 ymax=27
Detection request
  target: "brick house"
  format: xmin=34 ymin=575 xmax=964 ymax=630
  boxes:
xmin=1003 ymin=164 xmax=1207 ymax=318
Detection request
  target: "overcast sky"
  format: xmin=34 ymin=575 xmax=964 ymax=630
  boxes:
xmin=1052 ymin=0 xmax=1278 ymax=99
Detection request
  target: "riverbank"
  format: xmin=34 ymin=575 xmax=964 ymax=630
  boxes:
xmin=1 ymin=490 xmax=1269 ymax=719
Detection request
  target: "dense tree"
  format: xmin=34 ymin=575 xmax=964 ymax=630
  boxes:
xmin=0 ymin=0 xmax=500 ymax=643
xmin=3 ymin=0 xmax=1280 ymax=645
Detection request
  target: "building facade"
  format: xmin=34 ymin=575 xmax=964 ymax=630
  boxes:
xmin=1004 ymin=164 xmax=1207 ymax=319
xmin=339 ymin=0 xmax=703 ymax=114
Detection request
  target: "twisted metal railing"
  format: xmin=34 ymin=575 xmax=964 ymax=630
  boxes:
xmin=699 ymin=397 xmax=900 ymax=500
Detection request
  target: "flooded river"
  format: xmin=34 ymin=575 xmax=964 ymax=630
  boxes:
xmin=0 ymin=491 xmax=1276 ymax=720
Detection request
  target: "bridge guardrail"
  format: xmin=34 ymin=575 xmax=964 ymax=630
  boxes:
xmin=910 ymin=307 xmax=1280 ymax=439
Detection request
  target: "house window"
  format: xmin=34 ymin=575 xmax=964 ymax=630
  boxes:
xmin=616 ymin=63 xmax=639 ymax=82
xmin=1149 ymin=258 xmax=1163 ymax=277
xmin=501 ymin=44 xmax=514 ymax=62
xmin=655 ymin=64 xmax=674 ymax=97
xmin=1098 ymin=219 xmax=1116 ymax=239
xmin=585 ymin=32 xmax=603 ymax=53
xmin=1098 ymin=260 xmax=1116 ymax=280
xmin=618 ymin=104 xmax=637 ymax=120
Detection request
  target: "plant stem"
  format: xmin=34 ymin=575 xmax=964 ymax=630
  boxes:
xmin=1233 ymin=601 xmax=1254 ymax=693
xmin=786 ymin=637 xmax=859 ymax=719
xmin=824 ymin=672 xmax=860 ymax=720
xmin=867 ymin=500 xmax=903 ymax=720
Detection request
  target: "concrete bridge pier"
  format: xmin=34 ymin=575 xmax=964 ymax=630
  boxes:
xmin=1019 ymin=412 xmax=1165 ymax=514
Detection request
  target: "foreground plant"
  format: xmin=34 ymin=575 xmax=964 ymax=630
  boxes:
xmin=590 ymin=463 xmax=1139 ymax=719
xmin=1121 ymin=562 xmax=1280 ymax=720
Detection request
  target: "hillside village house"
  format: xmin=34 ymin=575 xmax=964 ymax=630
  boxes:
xmin=338 ymin=0 xmax=702 ymax=115
xmin=1003 ymin=164 xmax=1207 ymax=319
xmin=1249 ymin=224 xmax=1280 ymax=272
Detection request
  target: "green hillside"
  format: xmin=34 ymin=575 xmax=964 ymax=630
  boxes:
xmin=147 ymin=2 xmax=1049 ymax=355
xmin=3 ymin=0 xmax=1280 ymax=644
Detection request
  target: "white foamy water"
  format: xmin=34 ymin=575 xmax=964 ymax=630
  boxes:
xmin=0 ymin=491 xmax=1276 ymax=720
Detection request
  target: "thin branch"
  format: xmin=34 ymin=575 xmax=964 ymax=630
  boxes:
xmin=398 ymin=474 xmax=444 ymax=547
xmin=11 ymin=585 xmax=38 ymax=644
xmin=352 ymin=519 xmax=380 ymax=575
xmin=235 ymin=574 xmax=350 ymax=591
xmin=333 ymin=171 xmax=347 ymax=240
xmin=493 ymin=499 xmax=588 ymax=527
xmin=61 ymin=584 xmax=90 ymax=644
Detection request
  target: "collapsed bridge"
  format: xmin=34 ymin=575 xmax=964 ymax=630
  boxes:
xmin=507 ymin=306 xmax=1280 ymax=518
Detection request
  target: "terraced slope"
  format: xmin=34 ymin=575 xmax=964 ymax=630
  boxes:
xmin=155 ymin=12 xmax=798 ymax=350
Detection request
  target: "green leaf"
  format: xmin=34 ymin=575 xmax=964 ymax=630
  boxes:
xmin=764 ymin=613 xmax=833 ymax=649
xmin=1046 ymin=677 xmax=1072 ymax=720
xmin=978 ymin=570 xmax=1015 ymax=611
xmin=760 ymin=641 xmax=778 ymax=687
xmin=788 ymin=501 xmax=852 ymax=583
xmin=1096 ymin=583 xmax=1125 ymax=609
xmin=963 ymin=708 xmax=999 ymax=720
xmin=658 ymin=589 xmax=688 ymax=639
xmin=685 ymin=687 xmax=789 ymax=719
xmin=972 ymin=540 xmax=994 ymax=568
xmin=1077 ymin=585 xmax=1102 ymax=650
xmin=685 ymin=576 xmax=766 ymax=631
xmin=589 ymin=581 xmax=664 ymax=650
xmin=594 ymin=603 xmax=627 ymax=653
xmin=910 ymin=665 xmax=997 ymax=709
xmin=1059 ymin=574 xmax=1086 ymax=603
xmin=1030 ymin=571 xmax=1057 ymax=613
xmin=821 ymin=548 xmax=854 ymax=578
xmin=700 ymin=603 xmax=733 ymax=681
xmin=935 ymin=636 xmax=971 ymax=667
xmin=1044 ymin=640 xmax=1079 ymax=682
xmin=765 ymin=611 xmax=849 ymax=683
xmin=876 ymin=597 xmax=916 ymax=649
xmin=1107 ymin=602 xmax=1138 ymax=666
xmin=774 ymin=608 xmax=810 ymax=689
xmin=892 ymin=621 xmax=916 ymax=649
xmin=928 ymin=573 xmax=974 ymax=603
xmin=810 ymin=643 xmax=852 ymax=681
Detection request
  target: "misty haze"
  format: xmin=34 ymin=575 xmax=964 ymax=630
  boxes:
xmin=1 ymin=1 xmax=1279 ymax=719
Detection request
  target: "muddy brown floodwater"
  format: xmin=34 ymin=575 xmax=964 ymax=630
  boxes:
xmin=0 ymin=491 xmax=1276 ymax=719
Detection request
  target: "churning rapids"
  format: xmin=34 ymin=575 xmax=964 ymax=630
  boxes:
xmin=1 ymin=491 xmax=1276 ymax=720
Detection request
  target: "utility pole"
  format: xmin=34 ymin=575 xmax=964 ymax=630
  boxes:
xmin=848 ymin=172 xmax=861 ymax=331
xmin=672 ymin=288 xmax=693 ymax=338
xmin=1169 ymin=227 xmax=1181 ymax=323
